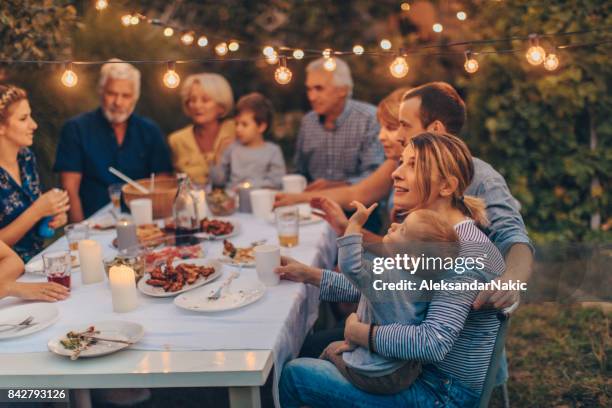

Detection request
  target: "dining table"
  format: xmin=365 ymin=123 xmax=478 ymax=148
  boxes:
xmin=0 ymin=204 xmax=329 ymax=408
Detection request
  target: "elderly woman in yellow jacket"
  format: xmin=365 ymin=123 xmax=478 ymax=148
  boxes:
xmin=168 ymin=73 xmax=236 ymax=184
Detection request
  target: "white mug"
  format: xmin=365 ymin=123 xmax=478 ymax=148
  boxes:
xmin=250 ymin=189 xmax=275 ymax=219
xmin=282 ymin=174 xmax=307 ymax=193
xmin=129 ymin=198 xmax=153 ymax=225
xmin=254 ymin=245 xmax=281 ymax=286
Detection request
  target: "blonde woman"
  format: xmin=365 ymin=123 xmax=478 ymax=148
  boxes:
xmin=168 ymin=73 xmax=236 ymax=184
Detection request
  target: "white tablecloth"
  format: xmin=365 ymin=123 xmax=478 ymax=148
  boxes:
xmin=0 ymin=208 xmax=326 ymax=407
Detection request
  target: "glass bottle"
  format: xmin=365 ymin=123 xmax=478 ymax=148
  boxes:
xmin=173 ymin=173 xmax=200 ymax=244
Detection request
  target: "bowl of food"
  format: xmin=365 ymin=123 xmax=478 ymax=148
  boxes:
xmin=122 ymin=176 xmax=178 ymax=219
xmin=103 ymin=252 xmax=146 ymax=283
xmin=206 ymin=188 xmax=237 ymax=216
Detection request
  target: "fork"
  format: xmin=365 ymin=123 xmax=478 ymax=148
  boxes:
xmin=0 ymin=316 xmax=35 ymax=333
xmin=208 ymin=272 xmax=239 ymax=300
xmin=249 ymin=239 xmax=267 ymax=247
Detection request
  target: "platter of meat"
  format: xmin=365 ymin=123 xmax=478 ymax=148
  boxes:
xmin=137 ymin=257 xmax=222 ymax=297
xmin=143 ymin=244 xmax=204 ymax=274
xmin=196 ymin=218 xmax=240 ymax=240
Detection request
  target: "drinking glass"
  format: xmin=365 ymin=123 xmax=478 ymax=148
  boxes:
xmin=43 ymin=251 xmax=72 ymax=289
xmin=276 ymin=206 xmax=299 ymax=247
xmin=64 ymin=223 xmax=90 ymax=251
xmin=108 ymin=183 xmax=124 ymax=215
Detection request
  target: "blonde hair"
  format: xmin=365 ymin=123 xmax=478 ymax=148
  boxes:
xmin=306 ymin=57 xmax=353 ymax=97
xmin=377 ymin=87 xmax=411 ymax=129
xmin=410 ymin=132 xmax=489 ymax=227
xmin=98 ymin=58 xmax=141 ymax=99
xmin=405 ymin=209 xmax=459 ymax=242
xmin=0 ymin=85 xmax=27 ymax=124
xmin=181 ymin=73 xmax=234 ymax=118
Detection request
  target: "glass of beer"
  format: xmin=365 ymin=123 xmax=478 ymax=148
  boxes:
xmin=64 ymin=223 xmax=90 ymax=251
xmin=276 ymin=206 xmax=299 ymax=247
xmin=43 ymin=251 xmax=72 ymax=289
xmin=108 ymin=183 xmax=124 ymax=215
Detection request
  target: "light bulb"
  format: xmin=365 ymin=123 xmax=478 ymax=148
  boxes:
xmin=228 ymin=41 xmax=239 ymax=52
xmin=400 ymin=3 xmax=410 ymax=11
xmin=181 ymin=32 xmax=194 ymax=45
xmin=457 ymin=11 xmax=467 ymax=21
xmin=163 ymin=69 xmax=180 ymax=88
xmin=197 ymin=36 xmax=208 ymax=47
xmin=130 ymin=15 xmax=139 ymax=25
xmin=95 ymin=0 xmax=108 ymax=11
xmin=262 ymin=46 xmax=275 ymax=57
xmin=353 ymin=45 xmax=364 ymax=55
xmin=275 ymin=66 xmax=292 ymax=85
xmin=163 ymin=27 xmax=174 ymax=37
xmin=215 ymin=42 xmax=228 ymax=56
xmin=433 ymin=23 xmax=443 ymax=33
xmin=389 ymin=57 xmax=409 ymax=78
xmin=61 ymin=68 xmax=78 ymax=87
xmin=543 ymin=53 xmax=559 ymax=71
xmin=265 ymin=52 xmax=279 ymax=65
xmin=526 ymin=45 xmax=546 ymax=65
xmin=293 ymin=49 xmax=304 ymax=60
xmin=380 ymin=39 xmax=392 ymax=50
xmin=322 ymin=48 xmax=332 ymax=58
xmin=121 ymin=14 xmax=131 ymax=26
xmin=464 ymin=58 xmax=479 ymax=74
xmin=323 ymin=57 xmax=337 ymax=71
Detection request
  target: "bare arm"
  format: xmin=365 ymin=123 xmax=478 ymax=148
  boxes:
xmin=61 ymin=172 xmax=84 ymax=222
xmin=0 ymin=241 xmax=24 ymax=282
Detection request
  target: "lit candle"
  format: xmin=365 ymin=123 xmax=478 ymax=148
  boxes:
xmin=78 ymin=240 xmax=105 ymax=284
xmin=238 ymin=182 xmax=252 ymax=213
xmin=116 ymin=217 xmax=138 ymax=251
xmin=109 ymin=265 xmax=139 ymax=313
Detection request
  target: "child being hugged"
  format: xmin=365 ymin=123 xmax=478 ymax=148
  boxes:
xmin=210 ymin=92 xmax=285 ymax=189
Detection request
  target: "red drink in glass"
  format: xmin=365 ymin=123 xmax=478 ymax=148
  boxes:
xmin=47 ymin=274 xmax=71 ymax=288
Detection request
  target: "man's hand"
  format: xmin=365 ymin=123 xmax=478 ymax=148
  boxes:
xmin=305 ymin=179 xmax=349 ymax=192
xmin=320 ymin=341 xmax=357 ymax=360
xmin=274 ymin=256 xmax=322 ymax=286
xmin=273 ymin=192 xmax=305 ymax=209
xmin=473 ymin=278 xmax=520 ymax=310
xmin=310 ymin=197 xmax=348 ymax=236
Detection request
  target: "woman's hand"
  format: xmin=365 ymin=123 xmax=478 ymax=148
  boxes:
xmin=310 ymin=197 xmax=348 ymax=236
xmin=6 ymin=281 xmax=69 ymax=302
xmin=344 ymin=313 xmax=372 ymax=348
xmin=274 ymin=256 xmax=323 ymax=286
xmin=320 ymin=340 xmax=357 ymax=360
xmin=48 ymin=212 xmax=68 ymax=229
xmin=33 ymin=189 xmax=70 ymax=219
xmin=273 ymin=192 xmax=304 ymax=208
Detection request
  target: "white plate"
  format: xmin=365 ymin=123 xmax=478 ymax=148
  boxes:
xmin=218 ymin=256 xmax=255 ymax=268
xmin=174 ymin=274 xmax=266 ymax=312
xmin=0 ymin=303 xmax=60 ymax=340
xmin=196 ymin=219 xmax=241 ymax=240
xmin=48 ymin=321 xmax=143 ymax=359
xmin=137 ymin=258 xmax=222 ymax=297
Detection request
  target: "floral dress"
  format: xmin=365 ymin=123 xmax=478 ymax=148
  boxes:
xmin=0 ymin=148 xmax=43 ymax=261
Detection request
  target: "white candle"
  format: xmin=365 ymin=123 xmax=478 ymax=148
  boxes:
xmin=194 ymin=190 xmax=208 ymax=221
xmin=109 ymin=265 xmax=138 ymax=313
xmin=78 ymin=239 xmax=105 ymax=284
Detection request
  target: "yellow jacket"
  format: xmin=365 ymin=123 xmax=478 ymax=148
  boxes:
xmin=167 ymin=120 xmax=236 ymax=184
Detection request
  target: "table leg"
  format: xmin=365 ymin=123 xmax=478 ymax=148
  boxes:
xmin=71 ymin=389 xmax=92 ymax=408
xmin=228 ymin=386 xmax=261 ymax=408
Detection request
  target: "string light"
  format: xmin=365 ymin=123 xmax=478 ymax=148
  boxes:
xmin=543 ymin=53 xmax=560 ymax=71
xmin=353 ymin=45 xmax=365 ymax=55
xmin=380 ymin=39 xmax=392 ymax=50
xmin=265 ymin=51 xmax=279 ymax=64
xmin=197 ymin=36 xmax=208 ymax=47
xmin=457 ymin=11 xmax=467 ymax=21
xmin=274 ymin=57 xmax=292 ymax=85
xmin=95 ymin=0 xmax=108 ymax=11
xmin=61 ymin=63 xmax=78 ymax=87
xmin=389 ymin=56 xmax=409 ymax=78
xmin=181 ymin=31 xmax=195 ymax=46
xmin=433 ymin=23 xmax=443 ymax=33
xmin=400 ymin=3 xmax=410 ymax=11
xmin=163 ymin=27 xmax=174 ymax=37
xmin=121 ymin=14 xmax=132 ymax=26
xmin=228 ymin=41 xmax=240 ymax=52
xmin=323 ymin=57 xmax=337 ymax=71
xmin=262 ymin=46 xmax=275 ymax=57
xmin=464 ymin=51 xmax=479 ymax=74
xmin=526 ymin=35 xmax=546 ymax=65
xmin=293 ymin=49 xmax=304 ymax=60
xmin=130 ymin=15 xmax=139 ymax=25
xmin=215 ymin=42 xmax=229 ymax=56
xmin=322 ymin=48 xmax=332 ymax=58
xmin=162 ymin=62 xmax=180 ymax=88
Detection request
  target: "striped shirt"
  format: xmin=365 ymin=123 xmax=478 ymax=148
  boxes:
xmin=320 ymin=219 xmax=506 ymax=393
xmin=294 ymin=99 xmax=384 ymax=183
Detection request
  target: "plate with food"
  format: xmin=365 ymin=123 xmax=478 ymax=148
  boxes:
xmin=218 ymin=240 xmax=257 ymax=268
xmin=174 ymin=274 xmax=266 ymax=313
xmin=137 ymin=258 xmax=222 ymax=297
xmin=197 ymin=218 xmax=240 ymax=240
xmin=47 ymin=321 xmax=143 ymax=360
xmin=0 ymin=303 xmax=60 ymax=340
xmin=143 ymin=244 xmax=205 ymax=274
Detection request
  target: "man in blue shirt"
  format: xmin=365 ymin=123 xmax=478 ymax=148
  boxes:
xmin=54 ymin=59 xmax=173 ymax=221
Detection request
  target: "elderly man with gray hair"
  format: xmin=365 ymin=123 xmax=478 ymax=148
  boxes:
xmin=54 ymin=59 xmax=173 ymax=221
xmin=295 ymin=57 xmax=384 ymax=191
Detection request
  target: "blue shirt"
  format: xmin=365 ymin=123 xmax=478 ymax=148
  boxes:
xmin=0 ymin=148 xmax=43 ymax=261
xmin=53 ymin=109 xmax=173 ymax=217
xmin=294 ymin=99 xmax=384 ymax=184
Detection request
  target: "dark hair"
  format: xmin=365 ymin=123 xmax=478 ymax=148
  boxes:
xmin=236 ymin=92 xmax=274 ymax=133
xmin=402 ymin=82 xmax=466 ymax=135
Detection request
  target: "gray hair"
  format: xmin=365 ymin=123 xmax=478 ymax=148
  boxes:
xmin=306 ymin=57 xmax=354 ymax=97
xmin=98 ymin=58 xmax=141 ymax=99
xmin=180 ymin=73 xmax=234 ymax=117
